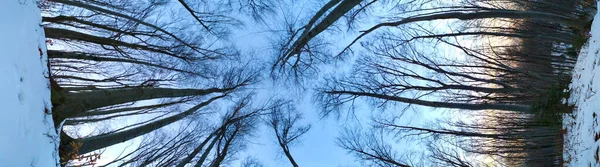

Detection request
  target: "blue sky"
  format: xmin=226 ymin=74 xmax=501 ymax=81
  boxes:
xmin=225 ymin=2 xmax=458 ymax=165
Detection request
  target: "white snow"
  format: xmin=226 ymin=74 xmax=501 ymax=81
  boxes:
xmin=0 ymin=1 xmax=60 ymax=167
xmin=563 ymin=9 xmax=600 ymax=167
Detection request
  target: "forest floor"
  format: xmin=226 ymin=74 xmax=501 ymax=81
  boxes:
xmin=0 ymin=1 xmax=60 ymax=167
xmin=564 ymin=8 xmax=600 ymax=167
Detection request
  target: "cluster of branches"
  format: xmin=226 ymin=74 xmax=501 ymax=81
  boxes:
xmin=91 ymin=96 xmax=311 ymax=167
xmin=298 ymin=0 xmax=591 ymax=114
xmin=267 ymin=0 xmax=595 ymax=166
xmin=333 ymin=109 xmax=563 ymax=166
xmin=97 ymin=95 xmax=264 ymax=167
xmin=42 ymin=0 xmax=317 ymax=166
xmin=373 ymin=109 xmax=562 ymax=166
xmin=40 ymin=0 xmax=287 ymax=166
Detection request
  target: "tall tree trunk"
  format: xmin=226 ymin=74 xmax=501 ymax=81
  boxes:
xmin=47 ymin=50 xmax=197 ymax=75
xmin=44 ymin=28 xmax=185 ymax=59
xmin=209 ymin=127 xmax=239 ymax=167
xmin=340 ymin=9 xmax=586 ymax=55
xmin=383 ymin=124 xmax=515 ymax=140
xmin=72 ymin=100 xmax=185 ymax=118
xmin=175 ymin=129 xmax=221 ymax=167
xmin=42 ymin=16 xmax=139 ymax=37
xmin=278 ymin=0 xmax=362 ymax=66
xmin=71 ymin=95 xmax=224 ymax=154
xmin=326 ymin=90 xmax=531 ymax=112
xmin=54 ymin=86 xmax=234 ymax=120
xmin=193 ymin=131 xmax=222 ymax=167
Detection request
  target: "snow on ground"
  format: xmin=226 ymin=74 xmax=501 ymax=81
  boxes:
xmin=0 ymin=1 xmax=60 ymax=167
xmin=564 ymin=9 xmax=600 ymax=167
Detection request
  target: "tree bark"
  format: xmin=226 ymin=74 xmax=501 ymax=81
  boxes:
xmin=54 ymin=86 xmax=235 ymax=120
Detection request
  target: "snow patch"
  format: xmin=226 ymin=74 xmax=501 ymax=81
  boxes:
xmin=564 ymin=9 xmax=600 ymax=167
xmin=0 ymin=1 xmax=60 ymax=166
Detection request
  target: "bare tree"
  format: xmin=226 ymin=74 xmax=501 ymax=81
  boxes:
xmin=265 ymin=100 xmax=311 ymax=167
xmin=271 ymin=0 xmax=585 ymax=78
xmin=60 ymin=94 xmax=223 ymax=158
xmin=272 ymin=0 xmax=362 ymax=76
xmin=115 ymin=125 xmax=199 ymax=167
xmin=44 ymin=0 xmax=244 ymax=126
xmin=375 ymin=110 xmax=563 ymax=166
xmin=175 ymin=94 xmax=270 ymax=167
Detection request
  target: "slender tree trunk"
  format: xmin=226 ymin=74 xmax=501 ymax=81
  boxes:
xmin=64 ymin=111 xmax=147 ymax=125
xmin=72 ymin=100 xmax=185 ymax=118
xmin=281 ymin=146 xmax=299 ymax=167
xmin=384 ymin=124 xmax=513 ymax=140
xmin=43 ymin=16 xmax=139 ymax=37
xmin=49 ymin=0 xmax=198 ymax=53
xmin=407 ymin=31 xmax=570 ymax=43
xmin=340 ymin=9 xmax=586 ymax=55
xmin=70 ymin=95 xmax=224 ymax=154
xmin=47 ymin=50 xmax=197 ymax=75
xmin=175 ymin=130 xmax=221 ymax=167
xmin=44 ymin=28 xmax=182 ymax=59
xmin=326 ymin=90 xmax=531 ymax=112
xmin=193 ymin=131 xmax=222 ymax=167
xmin=209 ymin=128 xmax=239 ymax=167
xmin=279 ymin=0 xmax=361 ymax=64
